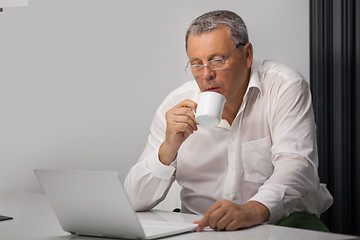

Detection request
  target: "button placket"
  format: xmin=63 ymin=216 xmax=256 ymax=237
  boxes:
xmin=222 ymin=117 xmax=240 ymax=201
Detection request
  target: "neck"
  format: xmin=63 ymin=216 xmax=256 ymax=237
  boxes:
xmin=222 ymin=73 xmax=250 ymax=125
xmin=222 ymin=98 xmax=243 ymax=125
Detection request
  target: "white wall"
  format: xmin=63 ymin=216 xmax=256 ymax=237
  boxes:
xmin=0 ymin=0 xmax=309 ymax=194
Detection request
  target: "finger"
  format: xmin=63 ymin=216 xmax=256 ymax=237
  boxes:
xmin=196 ymin=202 xmax=222 ymax=231
xmin=168 ymin=107 xmax=197 ymax=131
xmin=214 ymin=209 xmax=233 ymax=230
xmin=196 ymin=218 xmax=208 ymax=232
xmin=177 ymin=99 xmax=197 ymax=112
xmin=224 ymin=218 xmax=241 ymax=231
xmin=174 ymin=106 xmax=197 ymax=120
xmin=196 ymin=213 xmax=211 ymax=232
xmin=173 ymin=122 xmax=196 ymax=136
xmin=174 ymin=115 xmax=198 ymax=131
xmin=168 ymin=107 xmax=197 ymax=129
xmin=208 ymin=207 xmax=227 ymax=230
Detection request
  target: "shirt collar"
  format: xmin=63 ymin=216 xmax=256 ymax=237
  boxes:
xmin=231 ymin=59 xmax=263 ymax=127
xmin=244 ymin=59 xmax=263 ymax=97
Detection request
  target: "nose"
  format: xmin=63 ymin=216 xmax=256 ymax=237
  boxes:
xmin=201 ymin=65 xmax=216 ymax=81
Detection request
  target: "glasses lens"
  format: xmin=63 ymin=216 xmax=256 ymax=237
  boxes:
xmin=187 ymin=58 xmax=226 ymax=76
xmin=190 ymin=65 xmax=203 ymax=76
xmin=208 ymin=59 xmax=225 ymax=70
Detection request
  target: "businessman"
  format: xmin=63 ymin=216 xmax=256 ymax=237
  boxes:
xmin=125 ymin=10 xmax=333 ymax=231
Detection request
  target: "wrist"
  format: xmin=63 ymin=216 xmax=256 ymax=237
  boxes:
xmin=246 ymin=201 xmax=270 ymax=224
xmin=159 ymin=141 xmax=178 ymax=166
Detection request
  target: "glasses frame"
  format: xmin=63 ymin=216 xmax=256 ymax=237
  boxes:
xmin=185 ymin=42 xmax=247 ymax=76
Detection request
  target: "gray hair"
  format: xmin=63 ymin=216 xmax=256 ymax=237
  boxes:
xmin=185 ymin=10 xmax=249 ymax=52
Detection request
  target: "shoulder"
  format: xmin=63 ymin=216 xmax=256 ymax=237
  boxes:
xmin=258 ymin=59 xmax=306 ymax=82
xmin=255 ymin=59 xmax=310 ymax=97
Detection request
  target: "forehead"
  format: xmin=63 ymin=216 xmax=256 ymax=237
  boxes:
xmin=187 ymin=27 xmax=234 ymax=59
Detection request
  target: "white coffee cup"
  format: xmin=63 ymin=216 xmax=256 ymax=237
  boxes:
xmin=195 ymin=91 xmax=226 ymax=126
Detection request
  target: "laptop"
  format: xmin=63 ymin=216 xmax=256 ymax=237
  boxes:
xmin=34 ymin=169 xmax=197 ymax=239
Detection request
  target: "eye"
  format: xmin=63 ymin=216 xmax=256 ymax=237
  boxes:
xmin=211 ymin=58 xmax=225 ymax=63
xmin=190 ymin=60 xmax=202 ymax=66
xmin=208 ymin=58 xmax=225 ymax=69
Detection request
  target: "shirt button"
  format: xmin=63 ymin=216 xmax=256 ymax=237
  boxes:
xmin=225 ymin=192 xmax=230 ymax=198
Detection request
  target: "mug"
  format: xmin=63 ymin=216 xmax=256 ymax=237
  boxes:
xmin=195 ymin=91 xmax=226 ymax=126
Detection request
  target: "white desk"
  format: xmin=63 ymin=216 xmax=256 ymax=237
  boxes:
xmin=0 ymin=192 xmax=357 ymax=240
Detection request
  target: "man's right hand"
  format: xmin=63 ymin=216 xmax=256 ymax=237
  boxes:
xmin=159 ymin=99 xmax=198 ymax=166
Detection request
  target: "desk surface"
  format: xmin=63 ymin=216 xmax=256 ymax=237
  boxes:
xmin=0 ymin=192 xmax=357 ymax=240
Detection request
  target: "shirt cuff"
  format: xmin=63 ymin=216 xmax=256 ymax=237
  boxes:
xmin=148 ymin=147 xmax=176 ymax=180
xmin=249 ymin=189 xmax=284 ymax=224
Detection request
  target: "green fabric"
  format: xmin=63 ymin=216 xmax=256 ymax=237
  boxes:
xmin=276 ymin=212 xmax=329 ymax=232
xmin=173 ymin=208 xmax=181 ymax=213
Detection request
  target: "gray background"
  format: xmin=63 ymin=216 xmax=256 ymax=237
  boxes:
xmin=0 ymin=0 xmax=309 ymax=193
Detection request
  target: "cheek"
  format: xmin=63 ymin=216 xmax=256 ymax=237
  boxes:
xmin=194 ymin=77 xmax=205 ymax=91
xmin=221 ymin=69 xmax=245 ymax=94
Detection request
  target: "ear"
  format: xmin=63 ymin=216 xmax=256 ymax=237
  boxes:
xmin=244 ymin=43 xmax=253 ymax=68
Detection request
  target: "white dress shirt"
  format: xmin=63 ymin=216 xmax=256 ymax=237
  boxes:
xmin=124 ymin=59 xmax=333 ymax=223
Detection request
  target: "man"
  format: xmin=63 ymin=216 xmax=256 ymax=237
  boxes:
xmin=125 ymin=10 xmax=333 ymax=231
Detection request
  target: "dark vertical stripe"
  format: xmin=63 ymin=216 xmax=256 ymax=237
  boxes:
xmin=310 ymin=0 xmax=360 ymax=235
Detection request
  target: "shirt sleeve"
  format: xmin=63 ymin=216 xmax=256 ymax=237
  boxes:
xmin=124 ymin=107 xmax=176 ymax=211
xmin=250 ymin=78 xmax=333 ymax=223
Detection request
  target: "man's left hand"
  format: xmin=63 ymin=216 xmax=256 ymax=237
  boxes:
xmin=195 ymin=200 xmax=270 ymax=231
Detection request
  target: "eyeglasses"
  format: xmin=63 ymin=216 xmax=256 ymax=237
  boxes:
xmin=185 ymin=42 xmax=246 ymax=76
